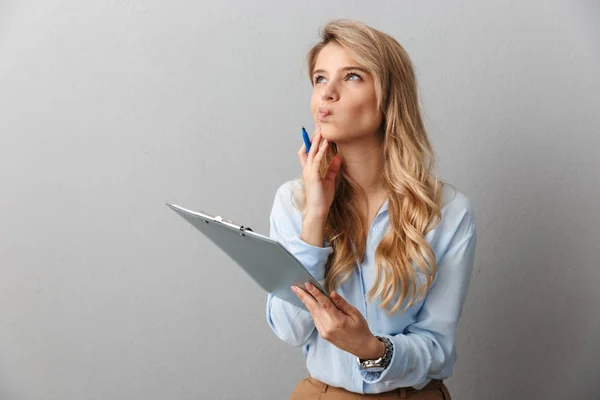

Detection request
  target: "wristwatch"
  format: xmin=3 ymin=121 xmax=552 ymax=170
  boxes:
xmin=356 ymin=336 xmax=393 ymax=372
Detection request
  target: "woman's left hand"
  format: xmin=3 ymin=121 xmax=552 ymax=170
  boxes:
xmin=291 ymin=282 xmax=384 ymax=360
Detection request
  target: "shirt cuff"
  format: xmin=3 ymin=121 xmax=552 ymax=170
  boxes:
xmin=287 ymin=236 xmax=334 ymax=281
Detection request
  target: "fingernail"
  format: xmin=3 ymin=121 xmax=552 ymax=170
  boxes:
xmin=306 ymin=282 xmax=313 ymax=290
xmin=290 ymin=286 xmax=296 ymax=292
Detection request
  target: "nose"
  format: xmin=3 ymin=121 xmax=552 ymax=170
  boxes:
xmin=320 ymin=82 xmax=340 ymax=103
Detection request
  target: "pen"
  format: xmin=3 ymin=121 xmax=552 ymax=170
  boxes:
xmin=302 ymin=126 xmax=311 ymax=154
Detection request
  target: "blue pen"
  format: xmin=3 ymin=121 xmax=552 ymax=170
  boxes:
xmin=301 ymin=126 xmax=311 ymax=154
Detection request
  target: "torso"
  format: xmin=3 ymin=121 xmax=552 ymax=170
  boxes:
xmin=362 ymin=192 xmax=389 ymax=230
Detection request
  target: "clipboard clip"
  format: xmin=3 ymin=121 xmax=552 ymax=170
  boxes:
xmin=212 ymin=215 xmax=253 ymax=236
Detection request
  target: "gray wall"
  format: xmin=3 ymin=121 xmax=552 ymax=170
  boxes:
xmin=1 ymin=0 xmax=599 ymax=399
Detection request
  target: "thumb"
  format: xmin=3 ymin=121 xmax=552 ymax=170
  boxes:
xmin=331 ymin=291 xmax=355 ymax=316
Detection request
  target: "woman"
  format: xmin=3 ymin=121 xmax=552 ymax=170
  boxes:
xmin=266 ymin=19 xmax=476 ymax=399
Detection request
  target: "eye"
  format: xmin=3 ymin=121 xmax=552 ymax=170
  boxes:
xmin=345 ymin=72 xmax=362 ymax=81
xmin=313 ymin=72 xmax=362 ymax=84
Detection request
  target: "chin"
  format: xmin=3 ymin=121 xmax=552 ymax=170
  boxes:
xmin=319 ymin=128 xmax=334 ymax=142
xmin=318 ymin=124 xmax=333 ymax=135
xmin=320 ymin=126 xmax=343 ymax=143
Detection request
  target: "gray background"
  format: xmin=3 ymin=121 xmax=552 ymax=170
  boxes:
xmin=1 ymin=0 xmax=599 ymax=399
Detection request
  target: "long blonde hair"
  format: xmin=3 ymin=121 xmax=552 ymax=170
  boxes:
xmin=293 ymin=19 xmax=446 ymax=315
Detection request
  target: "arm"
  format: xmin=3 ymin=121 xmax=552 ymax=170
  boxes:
xmin=265 ymin=183 xmax=333 ymax=347
xmin=358 ymin=205 xmax=478 ymax=386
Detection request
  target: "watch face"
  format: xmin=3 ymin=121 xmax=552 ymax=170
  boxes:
xmin=357 ymin=357 xmax=383 ymax=369
xmin=356 ymin=336 xmax=393 ymax=371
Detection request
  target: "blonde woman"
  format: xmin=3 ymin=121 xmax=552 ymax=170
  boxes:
xmin=266 ymin=19 xmax=476 ymax=400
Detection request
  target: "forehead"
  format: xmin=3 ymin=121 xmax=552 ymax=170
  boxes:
xmin=314 ymin=43 xmax=359 ymax=70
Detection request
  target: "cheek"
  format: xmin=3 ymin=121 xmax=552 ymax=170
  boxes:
xmin=348 ymin=100 xmax=376 ymax=121
xmin=341 ymin=100 xmax=381 ymax=132
xmin=357 ymin=92 xmax=380 ymax=121
xmin=310 ymin=93 xmax=320 ymax=114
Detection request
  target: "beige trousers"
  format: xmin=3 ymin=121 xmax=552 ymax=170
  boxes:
xmin=290 ymin=375 xmax=452 ymax=400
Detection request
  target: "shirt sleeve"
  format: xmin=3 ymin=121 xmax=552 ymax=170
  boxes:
xmin=357 ymin=204 xmax=477 ymax=386
xmin=265 ymin=181 xmax=334 ymax=347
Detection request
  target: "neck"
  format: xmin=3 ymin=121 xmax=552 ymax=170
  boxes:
xmin=335 ymin=134 xmax=385 ymax=197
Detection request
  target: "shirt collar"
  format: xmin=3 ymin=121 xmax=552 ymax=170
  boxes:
xmin=378 ymin=199 xmax=389 ymax=217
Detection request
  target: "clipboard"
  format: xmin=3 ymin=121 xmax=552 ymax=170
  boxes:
xmin=165 ymin=203 xmax=330 ymax=311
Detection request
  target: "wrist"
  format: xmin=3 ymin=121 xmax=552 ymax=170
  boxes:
xmin=303 ymin=212 xmax=327 ymax=225
xmin=356 ymin=336 xmax=393 ymax=372
xmin=355 ymin=336 xmax=386 ymax=360
xmin=301 ymin=215 xmax=327 ymax=247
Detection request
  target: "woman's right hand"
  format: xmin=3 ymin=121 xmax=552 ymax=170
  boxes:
xmin=297 ymin=125 xmax=343 ymax=220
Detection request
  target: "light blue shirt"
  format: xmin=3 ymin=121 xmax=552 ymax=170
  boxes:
xmin=266 ymin=179 xmax=477 ymax=394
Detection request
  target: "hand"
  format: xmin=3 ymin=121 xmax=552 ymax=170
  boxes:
xmin=291 ymin=282 xmax=385 ymax=360
xmin=297 ymin=125 xmax=343 ymax=219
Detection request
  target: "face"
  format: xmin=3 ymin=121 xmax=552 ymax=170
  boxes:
xmin=310 ymin=43 xmax=382 ymax=144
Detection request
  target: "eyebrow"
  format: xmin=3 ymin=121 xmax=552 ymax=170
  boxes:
xmin=312 ymin=66 xmax=369 ymax=75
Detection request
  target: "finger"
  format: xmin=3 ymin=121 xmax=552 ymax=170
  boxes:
xmin=297 ymin=144 xmax=307 ymax=169
xmin=305 ymin=282 xmax=339 ymax=313
xmin=307 ymin=130 xmax=322 ymax=161
xmin=292 ymin=286 xmax=325 ymax=333
xmin=291 ymin=285 xmax=319 ymax=314
xmin=312 ymin=138 xmax=329 ymax=167
xmin=330 ymin=291 xmax=356 ymax=318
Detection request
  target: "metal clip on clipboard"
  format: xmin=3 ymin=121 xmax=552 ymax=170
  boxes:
xmin=209 ymin=215 xmax=253 ymax=236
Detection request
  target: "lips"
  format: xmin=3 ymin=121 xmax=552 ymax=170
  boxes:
xmin=317 ymin=106 xmax=332 ymax=119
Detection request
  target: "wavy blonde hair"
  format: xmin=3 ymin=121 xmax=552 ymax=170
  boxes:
xmin=292 ymin=19 xmax=448 ymax=315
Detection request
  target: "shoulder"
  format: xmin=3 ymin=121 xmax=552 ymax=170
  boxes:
xmin=441 ymin=182 xmax=474 ymax=215
xmin=270 ymin=179 xmax=303 ymax=222
xmin=436 ymin=182 xmax=477 ymax=239
xmin=273 ymin=179 xmax=302 ymax=210
xmin=275 ymin=179 xmax=301 ymax=199
xmin=269 ymin=179 xmax=306 ymax=237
